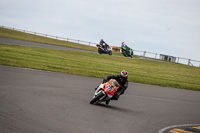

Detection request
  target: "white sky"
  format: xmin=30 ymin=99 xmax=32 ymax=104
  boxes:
xmin=0 ymin=0 xmax=200 ymax=62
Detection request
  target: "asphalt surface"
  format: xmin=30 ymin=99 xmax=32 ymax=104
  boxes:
xmin=0 ymin=37 xmax=97 ymax=54
xmin=0 ymin=65 xmax=200 ymax=133
xmin=0 ymin=37 xmax=200 ymax=133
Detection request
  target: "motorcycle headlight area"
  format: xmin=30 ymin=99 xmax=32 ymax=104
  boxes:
xmin=106 ymin=85 xmax=113 ymax=92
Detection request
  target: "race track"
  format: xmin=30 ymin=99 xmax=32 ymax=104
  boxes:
xmin=0 ymin=65 xmax=200 ymax=133
xmin=0 ymin=37 xmax=97 ymax=54
xmin=0 ymin=37 xmax=200 ymax=133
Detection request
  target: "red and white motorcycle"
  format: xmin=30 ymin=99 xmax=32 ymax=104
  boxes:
xmin=90 ymin=79 xmax=120 ymax=105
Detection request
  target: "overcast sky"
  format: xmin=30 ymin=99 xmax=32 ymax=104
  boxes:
xmin=0 ymin=0 xmax=200 ymax=63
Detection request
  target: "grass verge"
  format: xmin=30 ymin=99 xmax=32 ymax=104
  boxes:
xmin=0 ymin=27 xmax=128 ymax=57
xmin=0 ymin=44 xmax=200 ymax=90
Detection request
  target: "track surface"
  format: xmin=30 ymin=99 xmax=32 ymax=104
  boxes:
xmin=0 ymin=37 xmax=200 ymax=133
xmin=0 ymin=37 xmax=97 ymax=54
xmin=0 ymin=65 xmax=200 ymax=133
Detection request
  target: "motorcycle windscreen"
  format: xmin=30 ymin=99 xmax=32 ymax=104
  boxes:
xmin=103 ymin=79 xmax=119 ymax=95
xmin=111 ymin=79 xmax=119 ymax=89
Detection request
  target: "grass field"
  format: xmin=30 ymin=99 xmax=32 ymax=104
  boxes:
xmin=0 ymin=27 xmax=124 ymax=57
xmin=0 ymin=44 xmax=200 ymax=90
xmin=0 ymin=27 xmax=200 ymax=90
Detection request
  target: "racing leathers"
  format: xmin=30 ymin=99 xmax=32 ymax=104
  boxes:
xmin=99 ymin=39 xmax=108 ymax=50
xmin=103 ymin=74 xmax=128 ymax=100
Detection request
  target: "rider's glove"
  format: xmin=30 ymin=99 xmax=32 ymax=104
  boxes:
xmin=103 ymin=78 xmax=107 ymax=83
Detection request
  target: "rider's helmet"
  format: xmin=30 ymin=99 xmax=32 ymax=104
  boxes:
xmin=120 ymin=70 xmax=128 ymax=82
xmin=121 ymin=70 xmax=128 ymax=78
xmin=121 ymin=42 xmax=125 ymax=47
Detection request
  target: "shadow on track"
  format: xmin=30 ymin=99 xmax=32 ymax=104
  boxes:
xmin=93 ymin=102 xmax=136 ymax=114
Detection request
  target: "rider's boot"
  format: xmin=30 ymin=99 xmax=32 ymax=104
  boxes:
xmin=106 ymin=100 xmax=110 ymax=105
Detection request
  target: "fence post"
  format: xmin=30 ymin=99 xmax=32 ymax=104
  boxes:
xmin=177 ymin=57 xmax=179 ymax=63
xmin=143 ymin=51 xmax=146 ymax=57
xmin=188 ymin=59 xmax=192 ymax=66
xmin=155 ymin=53 xmax=157 ymax=59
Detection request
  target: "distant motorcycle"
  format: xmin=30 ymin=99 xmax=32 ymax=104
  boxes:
xmin=90 ymin=79 xmax=119 ymax=105
xmin=96 ymin=44 xmax=112 ymax=55
xmin=121 ymin=46 xmax=133 ymax=58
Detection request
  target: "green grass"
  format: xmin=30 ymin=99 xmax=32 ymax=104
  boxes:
xmin=0 ymin=27 xmax=127 ymax=57
xmin=0 ymin=44 xmax=200 ymax=90
xmin=0 ymin=27 xmax=97 ymax=51
xmin=1 ymin=27 xmax=200 ymax=90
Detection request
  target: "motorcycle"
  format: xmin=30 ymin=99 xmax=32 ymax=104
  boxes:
xmin=90 ymin=79 xmax=119 ymax=105
xmin=121 ymin=46 xmax=133 ymax=58
xmin=96 ymin=44 xmax=112 ymax=55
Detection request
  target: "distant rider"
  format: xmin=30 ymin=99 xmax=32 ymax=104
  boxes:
xmin=122 ymin=42 xmax=130 ymax=56
xmin=121 ymin=42 xmax=126 ymax=47
xmin=103 ymin=70 xmax=128 ymax=104
xmin=100 ymin=39 xmax=108 ymax=50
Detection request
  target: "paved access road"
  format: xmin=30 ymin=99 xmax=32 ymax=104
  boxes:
xmin=0 ymin=37 xmax=97 ymax=54
xmin=0 ymin=65 xmax=200 ymax=133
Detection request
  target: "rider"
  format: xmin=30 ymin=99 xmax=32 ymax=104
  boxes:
xmin=100 ymin=39 xmax=108 ymax=50
xmin=121 ymin=42 xmax=126 ymax=47
xmin=122 ymin=42 xmax=131 ymax=56
xmin=103 ymin=70 xmax=128 ymax=104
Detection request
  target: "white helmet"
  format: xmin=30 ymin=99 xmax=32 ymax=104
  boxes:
xmin=120 ymin=70 xmax=128 ymax=78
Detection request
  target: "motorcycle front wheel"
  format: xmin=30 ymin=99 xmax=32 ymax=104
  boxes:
xmin=90 ymin=91 xmax=104 ymax=104
xmin=109 ymin=51 xmax=112 ymax=55
xmin=122 ymin=51 xmax=127 ymax=57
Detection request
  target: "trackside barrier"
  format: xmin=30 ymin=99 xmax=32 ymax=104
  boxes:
xmin=1 ymin=25 xmax=199 ymax=67
xmin=112 ymin=46 xmax=120 ymax=52
xmin=133 ymin=50 xmax=200 ymax=67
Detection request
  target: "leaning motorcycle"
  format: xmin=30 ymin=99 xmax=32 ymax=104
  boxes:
xmin=90 ymin=79 xmax=119 ymax=105
xmin=121 ymin=46 xmax=133 ymax=58
xmin=96 ymin=44 xmax=112 ymax=55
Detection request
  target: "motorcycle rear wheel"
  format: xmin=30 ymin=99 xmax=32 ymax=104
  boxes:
xmin=122 ymin=51 xmax=127 ymax=57
xmin=98 ymin=48 xmax=102 ymax=54
xmin=90 ymin=91 xmax=104 ymax=104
